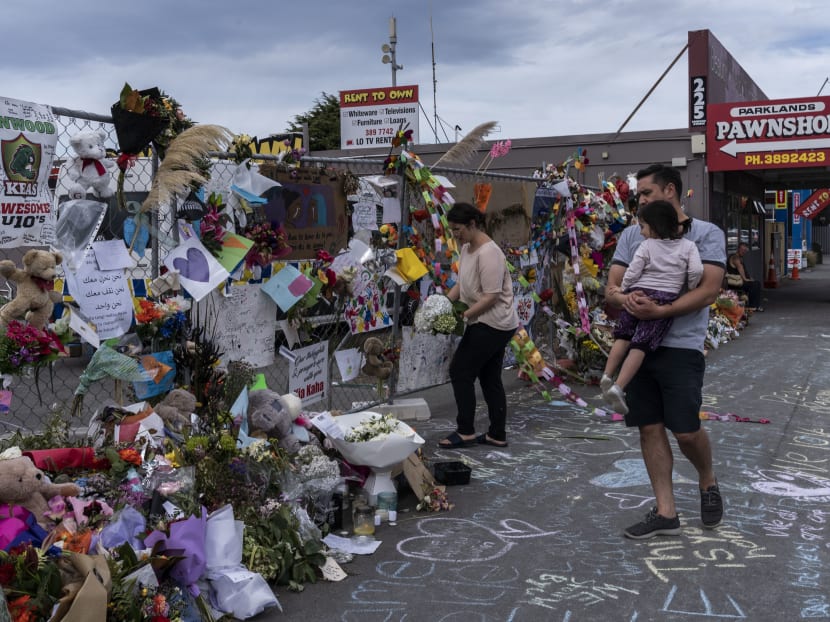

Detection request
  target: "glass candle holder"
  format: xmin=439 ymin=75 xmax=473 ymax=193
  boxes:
xmin=352 ymin=504 xmax=376 ymax=537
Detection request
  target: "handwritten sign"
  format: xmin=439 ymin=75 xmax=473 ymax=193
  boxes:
xmin=288 ymin=341 xmax=329 ymax=406
xmin=195 ymin=284 xmax=277 ymax=369
xmin=62 ymin=252 xmax=133 ymax=339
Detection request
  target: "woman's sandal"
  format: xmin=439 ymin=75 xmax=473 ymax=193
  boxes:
xmin=476 ymin=433 xmax=509 ymax=448
xmin=438 ymin=431 xmax=476 ymax=448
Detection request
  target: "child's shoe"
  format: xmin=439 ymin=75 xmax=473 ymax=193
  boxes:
xmin=604 ymin=384 xmax=629 ymax=415
xmin=600 ymin=374 xmax=614 ymax=394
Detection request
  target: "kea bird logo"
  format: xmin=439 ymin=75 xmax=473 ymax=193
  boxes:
xmin=2 ymin=133 xmax=41 ymax=182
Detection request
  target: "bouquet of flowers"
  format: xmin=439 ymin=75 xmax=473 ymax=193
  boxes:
xmin=0 ymin=320 xmax=66 ymax=376
xmin=242 ymin=221 xmax=293 ymax=269
xmin=232 ymin=133 xmax=255 ymax=166
xmin=134 ymin=296 xmax=191 ymax=350
xmin=199 ymin=192 xmax=231 ymax=256
xmin=343 ymin=412 xmax=403 ymax=442
xmin=111 ymin=83 xmax=176 ymax=155
xmin=413 ymin=294 xmax=467 ymax=336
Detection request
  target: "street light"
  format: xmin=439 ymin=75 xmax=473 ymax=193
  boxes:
xmin=381 ymin=17 xmax=403 ymax=86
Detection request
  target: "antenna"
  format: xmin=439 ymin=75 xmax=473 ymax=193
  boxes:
xmin=430 ymin=10 xmax=439 ymax=143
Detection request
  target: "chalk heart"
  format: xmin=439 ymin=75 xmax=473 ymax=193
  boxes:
xmin=591 ymin=458 xmax=696 ymax=489
xmin=173 ymin=246 xmax=210 ymax=283
xmin=590 ymin=458 xmax=652 ymax=489
xmin=396 ymin=518 xmax=512 ymax=563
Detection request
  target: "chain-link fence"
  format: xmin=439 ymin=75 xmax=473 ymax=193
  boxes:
xmin=4 ymin=105 xmax=559 ymax=438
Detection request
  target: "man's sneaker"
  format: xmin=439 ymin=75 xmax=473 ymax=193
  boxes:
xmin=624 ymin=507 xmax=681 ymax=539
xmin=600 ymin=374 xmax=614 ymax=393
xmin=701 ymin=483 xmax=723 ymax=528
xmin=604 ymin=384 xmax=629 ymax=415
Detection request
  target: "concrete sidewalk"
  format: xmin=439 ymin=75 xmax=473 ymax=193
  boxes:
xmin=270 ymin=266 xmax=830 ymax=621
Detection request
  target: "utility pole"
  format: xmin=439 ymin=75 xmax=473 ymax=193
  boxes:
xmin=381 ymin=17 xmax=403 ymax=86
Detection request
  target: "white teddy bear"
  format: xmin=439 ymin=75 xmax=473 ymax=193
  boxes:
xmin=65 ymin=129 xmax=117 ymax=199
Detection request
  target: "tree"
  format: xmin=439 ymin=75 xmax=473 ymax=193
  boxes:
xmin=287 ymin=92 xmax=340 ymax=152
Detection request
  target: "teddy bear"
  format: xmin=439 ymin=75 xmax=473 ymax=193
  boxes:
xmin=0 ymin=454 xmax=80 ymax=527
xmin=153 ymin=388 xmax=197 ymax=432
xmin=0 ymin=249 xmax=63 ymax=332
xmin=247 ymin=389 xmax=306 ymax=453
xmin=64 ymin=129 xmax=117 ymax=199
xmin=362 ymin=336 xmax=393 ymax=380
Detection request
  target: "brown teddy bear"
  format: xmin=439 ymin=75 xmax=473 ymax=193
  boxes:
xmin=153 ymin=388 xmax=197 ymax=432
xmin=0 ymin=249 xmax=63 ymax=331
xmin=362 ymin=336 xmax=393 ymax=380
xmin=0 ymin=454 xmax=80 ymax=527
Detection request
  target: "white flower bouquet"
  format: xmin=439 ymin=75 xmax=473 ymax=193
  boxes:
xmin=413 ymin=294 xmax=467 ymax=335
xmin=330 ymin=411 xmax=424 ymax=470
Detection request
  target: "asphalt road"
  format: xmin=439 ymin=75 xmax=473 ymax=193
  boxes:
xmin=258 ymin=264 xmax=830 ymax=622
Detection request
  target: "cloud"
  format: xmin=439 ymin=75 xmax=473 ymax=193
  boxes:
xmin=4 ymin=0 xmax=830 ymax=146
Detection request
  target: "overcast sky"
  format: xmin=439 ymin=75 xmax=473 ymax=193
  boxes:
xmin=4 ymin=0 xmax=830 ymax=146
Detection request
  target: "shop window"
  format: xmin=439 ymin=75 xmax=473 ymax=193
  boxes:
xmin=726 ymin=195 xmax=761 ymax=253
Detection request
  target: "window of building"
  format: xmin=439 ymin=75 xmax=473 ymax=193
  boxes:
xmin=726 ymin=195 xmax=761 ymax=253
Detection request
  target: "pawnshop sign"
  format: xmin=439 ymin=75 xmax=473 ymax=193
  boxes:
xmin=707 ymin=95 xmax=830 ymax=172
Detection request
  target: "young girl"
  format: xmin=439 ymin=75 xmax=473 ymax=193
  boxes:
xmin=601 ymin=200 xmax=703 ymax=415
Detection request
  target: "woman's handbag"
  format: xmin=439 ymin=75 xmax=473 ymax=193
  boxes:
xmin=726 ymin=273 xmax=744 ymax=287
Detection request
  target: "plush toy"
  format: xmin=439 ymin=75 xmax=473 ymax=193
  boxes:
xmin=154 ymin=388 xmax=197 ymax=432
xmin=362 ymin=337 xmax=393 ymax=380
xmin=0 ymin=454 xmax=80 ymax=527
xmin=65 ymin=129 xmax=117 ymax=199
xmin=0 ymin=249 xmax=63 ymax=331
xmin=247 ymin=389 xmax=305 ymax=453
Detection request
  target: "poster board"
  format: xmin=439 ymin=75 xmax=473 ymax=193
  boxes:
xmin=395 ymin=326 xmax=459 ymax=393
xmin=194 ymin=284 xmax=277 ymax=369
xmin=257 ymin=165 xmax=349 ymax=259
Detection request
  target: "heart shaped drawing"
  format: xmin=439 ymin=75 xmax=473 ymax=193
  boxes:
xmin=173 ymin=247 xmax=210 ymax=283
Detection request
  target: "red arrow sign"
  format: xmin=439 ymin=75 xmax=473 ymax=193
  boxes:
xmin=794 ymin=188 xmax=830 ymax=220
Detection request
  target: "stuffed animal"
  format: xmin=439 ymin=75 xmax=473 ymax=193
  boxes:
xmin=0 ymin=454 xmax=80 ymax=527
xmin=247 ymin=389 xmax=305 ymax=453
xmin=362 ymin=336 xmax=393 ymax=380
xmin=0 ymin=249 xmax=63 ymax=331
xmin=154 ymin=388 xmax=197 ymax=432
xmin=65 ymin=129 xmax=117 ymax=199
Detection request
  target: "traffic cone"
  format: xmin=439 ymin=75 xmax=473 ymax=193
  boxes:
xmin=764 ymin=256 xmax=779 ymax=288
xmin=791 ymin=260 xmax=800 ymax=280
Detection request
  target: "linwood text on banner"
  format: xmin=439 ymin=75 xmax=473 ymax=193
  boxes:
xmin=0 ymin=96 xmax=59 ymax=247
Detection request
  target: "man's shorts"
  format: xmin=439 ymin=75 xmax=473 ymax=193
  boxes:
xmin=624 ymin=347 xmax=705 ymax=433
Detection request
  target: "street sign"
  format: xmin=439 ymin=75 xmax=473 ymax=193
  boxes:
xmin=706 ymin=95 xmax=830 ymax=172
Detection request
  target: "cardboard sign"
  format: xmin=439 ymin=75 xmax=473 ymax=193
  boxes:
xmin=257 ymin=166 xmax=349 ymax=259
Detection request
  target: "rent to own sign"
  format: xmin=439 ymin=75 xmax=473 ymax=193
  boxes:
xmin=706 ymin=95 xmax=830 ymax=172
xmin=339 ymin=85 xmax=419 ymax=150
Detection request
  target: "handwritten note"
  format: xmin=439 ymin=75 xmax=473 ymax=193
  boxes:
xmin=352 ymin=200 xmax=379 ymax=232
xmin=288 ymin=341 xmax=329 ymax=406
xmin=194 ymin=284 xmax=277 ymax=369
xmin=62 ymin=252 xmax=133 ymax=340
